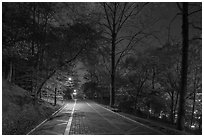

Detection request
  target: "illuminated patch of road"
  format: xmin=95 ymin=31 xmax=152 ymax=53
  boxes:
xmin=64 ymin=99 xmax=77 ymax=135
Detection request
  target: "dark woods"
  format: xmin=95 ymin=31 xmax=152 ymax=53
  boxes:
xmin=2 ymin=2 xmax=100 ymax=98
xmin=2 ymin=2 xmax=202 ymax=133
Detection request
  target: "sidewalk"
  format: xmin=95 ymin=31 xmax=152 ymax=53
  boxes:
xmin=69 ymin=110 xmax=92 ymax=134
xmin=29 ymin=100 xmax=73 ymax=135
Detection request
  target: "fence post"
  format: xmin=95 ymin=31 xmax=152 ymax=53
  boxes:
xmin=54 ymin=87 xmax=57 ymax=106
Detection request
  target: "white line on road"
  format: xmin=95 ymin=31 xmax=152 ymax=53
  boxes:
xmin=64 ymin=99 xmax=77 ymax=135
xmin=94 ymin=102 xmax=164 ymax=135
xmin=26 ymin=103 xmax=68 ymax=135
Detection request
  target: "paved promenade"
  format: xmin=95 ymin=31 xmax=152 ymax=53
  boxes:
xmin=29 ymin=99 xmax=163 ymax=135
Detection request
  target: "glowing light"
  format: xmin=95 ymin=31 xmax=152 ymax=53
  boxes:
xmin=74 ymin=89 xmax=76 ymax=92
xmin=191 ymin=125 xmax=196 ymax=129
xmin=194 ymin=110 xmax=198 ymax=114
xmin=73 ymin=92 xmax=77 ymax=95
xmin=68 ymin=77 xmax=72 ymax=81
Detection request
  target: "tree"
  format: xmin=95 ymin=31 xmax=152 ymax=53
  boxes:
xmin=150 ymin=43 xmax=181 ymax=124
xmin=124 ymin=56 xmax=149 ymax=109
xmin=2 ymin=3 xmax=102 ymax=104
xmin=36 ymin=22 xmax=100 ymax=96
xmin=177 ymin=2 xmax=189 ymax=131
xmin=101 ymin=2 xmax=150 ymax=106
xmin=186 ymin=39 xmax=202 ymax=128
xmin=2 ymin=3 xmax=31 ymax=82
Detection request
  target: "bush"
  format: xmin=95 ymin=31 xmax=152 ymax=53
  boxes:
xmin=118 ymin=100 xmax=134 ymax=113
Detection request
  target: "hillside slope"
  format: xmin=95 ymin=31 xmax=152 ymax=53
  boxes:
xmin=2 ymin=79 xmax=61 ymax=135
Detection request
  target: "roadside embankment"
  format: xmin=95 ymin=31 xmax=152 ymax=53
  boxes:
xmin=2 ymin=79 xmax=64 ymax=135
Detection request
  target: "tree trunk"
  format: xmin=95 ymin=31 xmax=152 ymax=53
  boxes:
xmin=134 ymin=89 xmax=141 ymax=110
xmin=190 ymin=89 xmax=196 ymax=126
xmin=152 ymin=67 xmax=155 ymax=89
xmin=109 ymin=3 xmax=117 ymax=107
xmin=39 ymin=89 xmax=42 ymax=99
xmin=12 ymin=62 xmax=15 ymax=83
xmin=31 ymin=3 xmax=36 ymax=97
xmin=190 ymin=69 xmax=197 ymax=126
xmin=7 ymin=61 xmax=13 ymax=82
xmin=170 ymin=91 xmax=175 ymax=124
xmin=110 ymin=34 xmax=116 ymax=106
xmin=177 ymin=2 xmax=189 ymax=131
xmin=174 ymin=91 xmax=179 ymax=121
xmin=134 ymin=97 xmax=138 ymax=110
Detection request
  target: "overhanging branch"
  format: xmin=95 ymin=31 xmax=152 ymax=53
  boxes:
xmin=37 ymin=47 xmax=84 ymax=94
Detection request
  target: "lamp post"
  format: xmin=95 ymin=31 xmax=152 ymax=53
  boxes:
xmin=73 ymin=89 xmax=77 ymax=99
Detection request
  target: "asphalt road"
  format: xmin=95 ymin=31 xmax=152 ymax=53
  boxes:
xmin=29 ymin=99 xmax=163 ymax=135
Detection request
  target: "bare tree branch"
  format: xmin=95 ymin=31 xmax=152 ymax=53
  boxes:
xmin=189 ymin=3 xmax=201 ymax=7
xmin=116 ymin=3 xmax=149 ymax=34
xmin=37 ymin=47 xmax=84 ymax=94
xmin=148 ymin=33 xmax=163 ymax=46
xmin=190 ymin=23 xmax=202 ymax=30
xmin=115 ymin=18 xmax=160 ymax=68
xmin=116 ymin=3 xmax=138 ymax=34
xmin=115 ymin=35 xmax=132 ymax=45
xmin=112 ymin=2 xmax=117 ymax=30
xmin=99 ymin=22 xmax=112 ymax=33
xmin=176 ymin=2 xmax=183 ymax=11
xmin=167 ymin=13 xmax=181 ymax=43
xmin=190 ymin=37 xmax=202 ymax=41
xmin=115 ymin=3 xmax=128 ymax=27
xmin=105 ymin=2 xmax=114 ymax=13
xmin=115 ymin=38 xmax=125 ymax=45
xmin=130 ymin=2 xmax=149 ymax=17
xmin=188 ymin=9 xmax=201 ymax=16
xmin=103 ymin=3 xmax=113 ymax=32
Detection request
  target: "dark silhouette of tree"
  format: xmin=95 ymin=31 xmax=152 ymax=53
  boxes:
xmin=177 ymin=2 xmax=189 ymax=131
xmin=102 ymin=2 xmax=149 ymax=106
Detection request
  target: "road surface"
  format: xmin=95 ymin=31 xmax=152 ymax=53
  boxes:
xmin=29 ymin=99 xmax=163 ymax=135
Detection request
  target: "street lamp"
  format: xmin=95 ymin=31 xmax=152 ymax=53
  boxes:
xmin=73 ymin=89 xmax=77 ymax=95
xmin=68 ymin=77 xmax=72 ymax=81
